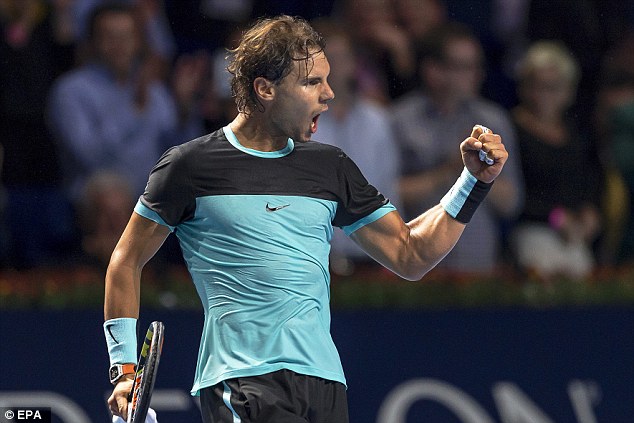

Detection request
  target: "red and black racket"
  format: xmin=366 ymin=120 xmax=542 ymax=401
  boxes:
xmin=127 ymin=321 xmax=164 ymax=423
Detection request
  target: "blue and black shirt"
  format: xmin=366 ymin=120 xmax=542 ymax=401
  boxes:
xmin=135 ymin=126 xmax=395 ymax=395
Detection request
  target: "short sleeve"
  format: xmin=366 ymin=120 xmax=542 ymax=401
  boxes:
xmin=138 ymin=146 xmax=196 ymax=227
xmin=332 ymin=150 xmax=392 ymax=229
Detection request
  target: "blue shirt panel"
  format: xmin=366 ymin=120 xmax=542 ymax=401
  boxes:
xmin=136 ymin=194 xmax=347 ymax=393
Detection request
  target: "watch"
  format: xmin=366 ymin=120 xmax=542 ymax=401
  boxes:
xmin=109 ymin=363 xmax=136 ymax=385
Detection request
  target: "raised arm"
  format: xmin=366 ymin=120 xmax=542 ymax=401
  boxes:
xmin=351 ymin=125 xmax=508 ymax=280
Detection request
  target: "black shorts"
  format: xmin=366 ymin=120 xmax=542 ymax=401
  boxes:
xmin=200 ymin=369 xmax=349 ymax=423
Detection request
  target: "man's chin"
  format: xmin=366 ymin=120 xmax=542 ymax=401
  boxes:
xmin=295 ymin=132 xmax=313 ymax=143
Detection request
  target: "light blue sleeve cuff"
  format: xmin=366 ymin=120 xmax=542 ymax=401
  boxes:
xmin=343 ymin=202 xmax=397 ymax=236
xmin=134 ymin=199 xmax=175 ymax=232
xmin=104 ymin=318 xmax=138 ymax=365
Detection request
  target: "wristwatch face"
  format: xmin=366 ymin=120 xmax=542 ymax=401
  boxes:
xmin=110 ymin=364 xmax=135 ymax=384
xmin=109 ymin=365 xmax=121 ymax=384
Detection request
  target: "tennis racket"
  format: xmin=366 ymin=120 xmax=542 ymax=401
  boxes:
xmin=127 ymin=321 xmax=165 ymax=423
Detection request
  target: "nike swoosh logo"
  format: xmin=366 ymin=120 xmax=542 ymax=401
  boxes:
xmin=266 ymin=203 xmax=290 ymax=212
xmin=107 ymin=327 xmax=119 ymax=344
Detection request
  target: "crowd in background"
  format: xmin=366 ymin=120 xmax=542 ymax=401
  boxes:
xmin=1 ymin=0 xmax=633 ymax=282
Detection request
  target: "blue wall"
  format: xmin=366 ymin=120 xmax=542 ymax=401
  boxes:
xmin=1 ymin=307 xmax=632 ymax=422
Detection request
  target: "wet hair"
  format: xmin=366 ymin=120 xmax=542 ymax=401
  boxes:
xmin=227 ymin=15 xmax=325 ymax=115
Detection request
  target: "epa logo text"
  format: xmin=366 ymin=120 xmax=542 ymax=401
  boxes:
xmin=0 ymin=408 xmax=51 ymax=423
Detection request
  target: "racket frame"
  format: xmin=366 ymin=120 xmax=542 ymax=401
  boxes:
xmin=127 ymin=321 xmax=164 ymax=423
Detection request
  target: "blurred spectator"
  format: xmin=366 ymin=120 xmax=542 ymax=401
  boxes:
xmin=510 ymin=41 xmax=602 ymax=280
xmin=311 ymin=18 xmax=401 ymax=275
xmin=609 ymin=100 xmax=634 ymax=265
xmin=608 ymin=99 xmax=634 ymax=266
xmin=595 ymin=34 xmax=634 ymax=266
xmin=199 ymin=25 xmax=242 ymax=132
xmin=0 ymin=0 xmax=77 ymax=268
xmin=391 ymin=22 xmax=523 ymax=275
xmin=524 ymin=0 xmax=605 ymax=126
xmin=48 ymin=2 xmax=205 ymax=202
xmin=73 ymin=0 xmax=176 ymax=65
xmin=47 ymin=2 xmax=206 ymax=267
xmin=77 ymin=171 xmax=135 ymax=267
xmin=393 ymin=0 xmax=446 ymax=45
xmin=164 ymin=0 xmax=247 ymax=56
xmin=336 ymin=0 xmax=418 ymax=101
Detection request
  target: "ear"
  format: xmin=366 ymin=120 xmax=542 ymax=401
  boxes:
xmin=253 ymin=77 xmax=275 ymax=103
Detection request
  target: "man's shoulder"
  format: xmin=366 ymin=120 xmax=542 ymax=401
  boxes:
xmin=297 ymin=139 xmax=346 ymax=158
xmin=168 ymin=129 xmax=224 ymax=158
xmin=470 ymin=97 xmax=511 ymax=118
xmin=54 ymin=64 xmax=103 ymax=87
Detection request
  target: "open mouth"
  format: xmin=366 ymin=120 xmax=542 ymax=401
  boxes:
xmin=311 ymin=114 xmax=320 ymax=134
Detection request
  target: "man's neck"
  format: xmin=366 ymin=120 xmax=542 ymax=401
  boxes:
xmin=228 ymin=113 xmax=289 ymax=152
xmin=428 ymin=92 xmax=465 ymax=116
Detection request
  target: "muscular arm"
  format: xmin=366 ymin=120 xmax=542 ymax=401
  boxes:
xmin=104 ymin=212 xmax=171 ymax=320
xmin=105 ymin=212 xmax=170 ymax=418
xmin=351 ymin=205 xmax=465 ymax=280
xmin=352 ymin=126 xmax=508 ymax=280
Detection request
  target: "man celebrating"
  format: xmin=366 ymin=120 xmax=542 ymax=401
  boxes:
xmin=104 ymin=15 xmax=507 ymax=423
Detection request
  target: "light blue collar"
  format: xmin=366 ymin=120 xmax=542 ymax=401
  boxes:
xmin=223 ymin=126 xmax=294 ymax=158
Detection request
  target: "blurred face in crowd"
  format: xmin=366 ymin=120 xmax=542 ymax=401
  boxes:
xmin=345 ymin=0 xmax=398 ymax=41
xmin=441 ymin=37 xmax=483 ymax=102
xmin=93 ymin=10 xmax=141 ymax=79
xmin=520 ymin=65 xmax=575 ymax=118
xmin=394 ymin=0 xmax=445 ymax=40
xmin=423 ymin=36 xmax=483 ymax=109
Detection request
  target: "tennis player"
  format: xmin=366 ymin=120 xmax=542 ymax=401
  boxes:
xmin=104 ymin=15 xmax=508 ymax=422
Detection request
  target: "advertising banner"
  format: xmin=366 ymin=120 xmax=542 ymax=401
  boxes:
xmin=1 ymin=307 xmax=632 ymax=422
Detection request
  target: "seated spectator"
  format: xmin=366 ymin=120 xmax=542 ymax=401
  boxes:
xmin=0 ymin=0 xmax=77 ymax=268
xmin=48 ymin=2 xmax=204 ymax=202
xmin=73 ymin=0 xmax=177 ymax=70
xmin=510 ymin=40 xmax=602 ymax=280
xmin=391 ymin=22 xmax=523 ymax=275
xmin=609 ymin=95 xmax=634 ymax=265
xmin=595 ymin=35 xmax=634 ymax=266
xmin=311 ymin=18 xmax=401 ymax=275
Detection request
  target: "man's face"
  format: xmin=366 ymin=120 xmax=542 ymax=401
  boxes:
xmin=422 ymin=39 xmax=483 ymax=105
xmin=267 ymin=50 xmax=335 ymax=142
xmin=437 ymin=38 xmax=483 ymax=103
xmin=93 ymin=11 xmax=140 ymax=78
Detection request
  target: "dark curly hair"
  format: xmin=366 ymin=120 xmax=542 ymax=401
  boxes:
xmin=227 ymin=15 xmax=325 ymax=115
